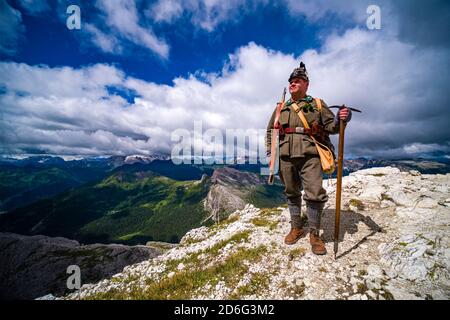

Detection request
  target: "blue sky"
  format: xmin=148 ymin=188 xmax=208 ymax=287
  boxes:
xmin=6 ymin=1 xmax=328 ymax=84
xmin=1 ymin=0 xmax=449 ymax=159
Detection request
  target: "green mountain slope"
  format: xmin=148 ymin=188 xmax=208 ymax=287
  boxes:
xmin=0 ymin=169 xmax=211 ymax=245
xmin=245 ymin=184 xmax=286 ymax=209
xmin=0 ymin=166 xmax=107 ymax=212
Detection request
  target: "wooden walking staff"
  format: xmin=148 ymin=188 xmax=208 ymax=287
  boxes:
xmin=329 ymin=105 xmax=362 ymax=259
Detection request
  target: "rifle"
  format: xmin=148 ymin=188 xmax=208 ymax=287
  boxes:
xmin=268 ymin=88 xmax=286 ymax=185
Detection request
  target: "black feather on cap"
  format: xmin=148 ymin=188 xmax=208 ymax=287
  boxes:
xmin=289 ymin=61 xmax=309 ymax=82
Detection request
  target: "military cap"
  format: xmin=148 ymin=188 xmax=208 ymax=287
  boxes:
xmin=288 ymin=61 xmax=309 ymax=82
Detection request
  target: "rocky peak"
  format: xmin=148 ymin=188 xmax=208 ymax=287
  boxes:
xmin=124 ymin=154 xmax=170 ymax=165
xmin=211 ymin=167 xmax=265 ymax=186
xmin=204 ymin=167 xmax=268 ymax=222
xmin=53 ymin=167 xmax=449 ymax=300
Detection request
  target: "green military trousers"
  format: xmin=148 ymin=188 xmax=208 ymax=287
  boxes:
xmin=279 ymin=155 xmax=328 ymax=204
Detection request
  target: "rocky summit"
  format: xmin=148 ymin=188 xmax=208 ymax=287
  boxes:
xmin=54 ymin=167 xmax=448 ymax=300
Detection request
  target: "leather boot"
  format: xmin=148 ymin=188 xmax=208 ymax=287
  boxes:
xmin=310 ymin=229 xmax=327 ymax=255
xmin=284 ymin=227 xmax=305 ymax=245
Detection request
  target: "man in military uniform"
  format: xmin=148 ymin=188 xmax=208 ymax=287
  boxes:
xmin=266 ymin=62 xmax=351 ymax=255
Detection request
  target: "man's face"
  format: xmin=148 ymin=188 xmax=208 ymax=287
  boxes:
xmin=289 ymin=77 xmax=308 ymax=97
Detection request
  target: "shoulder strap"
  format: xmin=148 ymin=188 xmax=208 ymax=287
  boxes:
xmin=291 ymin=103 xmax=310 ymax=130
xmin=291 ymin=98 xmax=322 ymax=129
xmin=314 ymin=98 xmax=322 ymax=112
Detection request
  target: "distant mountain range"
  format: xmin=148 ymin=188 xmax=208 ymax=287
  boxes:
xmin=0 ymin=164 xmax=211 ymax=244
xmin=0 ymin=158 xmax=284 ymax=245
xmin=342 ymin=157 xmax=450 ymax=175
xmin=0 ymin=154 xmax=169 ymax=170
xmin=0 ymin=155 xmax=210 ymax=213
xmin=0 ymin=154 xmax=448 ymax=246
xmin=2 ymin=154 xmax=448 ymax=173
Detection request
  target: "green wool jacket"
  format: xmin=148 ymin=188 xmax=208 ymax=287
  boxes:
xmin=266 ymin=95 xmax=339 ymax=158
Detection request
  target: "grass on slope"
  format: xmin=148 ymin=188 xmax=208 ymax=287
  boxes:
xmin=0 ymin=166 xmax=106 ymax=212
xmin=0 ymin=170 xmax=210 ymax=245
xmin=245 ymin=184 xmax=285 ymax=209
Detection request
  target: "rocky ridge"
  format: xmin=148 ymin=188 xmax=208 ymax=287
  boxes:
xmin=203 ymin=167 xmax=268 ymax=222
xmin=58 ymin=167 xmax=449 ymax=300
xmin=0 ymin=233 xmax=166 ymax=300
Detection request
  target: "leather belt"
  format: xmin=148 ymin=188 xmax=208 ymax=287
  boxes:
xmin=283 ymin=127 xmax=305 ymax=134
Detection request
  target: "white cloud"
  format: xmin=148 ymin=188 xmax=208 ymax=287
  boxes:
xmin=84 ymin=23 xmax=123 ymax=54
xmin=148 ymin=0 xmax=184 ymax=24
xmin=0 ymin=44 xmax=292 ymax=156
xmin=145 ymin=0 xmax=384 ymax=32
xmin=0 ymin=62 xmax=124 ymax=98
xmin=403 ymin=143 xmax=450 ymax=155
xmin=95 ymin=0 xmax=169 ymax=59
xmin=147 ymin=0 xmax=267 ymax=32
xmin=298 ymin=27 xmax=449 ymax=156
xmin=284 ymin=0 xmax=371 ymax=23
xmin=0 ymin=24 xmax=449 ymax=158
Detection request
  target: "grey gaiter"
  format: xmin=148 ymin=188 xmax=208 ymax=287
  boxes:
xmin=287 ymin=197 xmax=306 ymax=228
xmin=306 ymin=201 xmax=325 ymax=231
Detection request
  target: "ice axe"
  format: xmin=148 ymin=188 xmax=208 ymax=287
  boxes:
xmin=329 ymin=105 xmax=362 ymax=259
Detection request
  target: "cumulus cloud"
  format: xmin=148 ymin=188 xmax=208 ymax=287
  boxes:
xmin=298 ymin=27 xmax=449 ymax=158
xmin=0 ymin=62 xmax=149 ymax=155
xmin=1 ymin=23 xmax=449 ymax=159
xmin=1 ymin=0 xmax=449 ymax=159
xmin=0 ymin=42 xmax=294 ymax=156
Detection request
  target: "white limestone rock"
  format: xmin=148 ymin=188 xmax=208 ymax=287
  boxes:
xmin=351 ymin=166 xmax=401 ymax=176
xmin=385 ymin=189 xmax=413 ymax=207
xmin=180 ymin=226 xmax=209 ymax=244
xmin=416 ymin=197 xmax=439 ymax=209
xmin=53 ymin=167 xmax=449 ymax=301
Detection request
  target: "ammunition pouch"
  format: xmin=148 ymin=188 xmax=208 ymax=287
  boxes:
xmin=307 ymin=123 xmax=327 ymax=141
